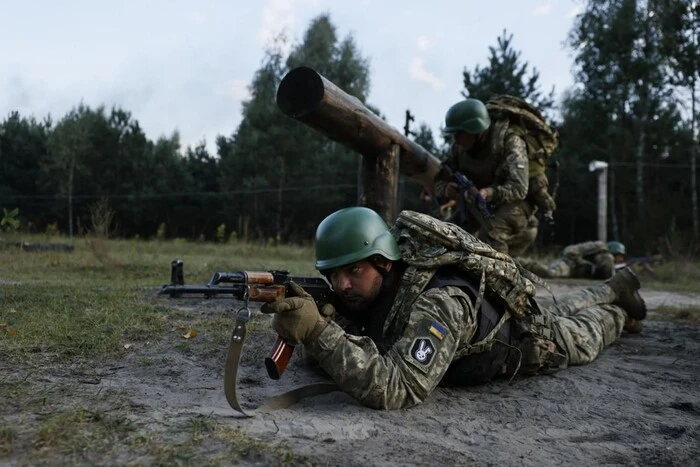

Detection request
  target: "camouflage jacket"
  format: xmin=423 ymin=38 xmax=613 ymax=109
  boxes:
xmin=305 ymin=266 xmax=481 ymax=410
xmin=434 ymin=120 xmax=529 ymax=207
xmin=560 ymin=241 xmax=614 ymax=279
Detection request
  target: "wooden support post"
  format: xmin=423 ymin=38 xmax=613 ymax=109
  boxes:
xmin=375 ymin=143 xmax=400 ymax=223
xmin=357 ymin=155 xmax=375 ymax=208
xmin=357 ymin=144 xmax=399 ymax=224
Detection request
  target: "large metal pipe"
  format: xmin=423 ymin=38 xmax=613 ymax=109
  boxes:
xmin=276 ymin=67 xmax=441 ymax=187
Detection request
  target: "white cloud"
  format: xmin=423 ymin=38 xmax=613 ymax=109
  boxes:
xmin=257 ymin=0 xmax=324 ymax=55
xmin=258 ymin=0 xmax=296 ymax=48
xmin=534 ymin=3 xmax=553 ymax=16
xmin=416 ymin=35 xmax=434 ymax=52
xmin=408 ymin=57 xmax=444 ymax=91
xmin=218 ymin=79 xmax=251 ymax=102
xmin=567 ymin=5 xmax=583 ymax=18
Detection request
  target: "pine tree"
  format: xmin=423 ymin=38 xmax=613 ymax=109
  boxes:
xmin=462 ymin=29 xmax=554 ymax=114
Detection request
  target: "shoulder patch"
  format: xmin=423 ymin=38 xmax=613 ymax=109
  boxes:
xmin=428 ymin=321 xmax=447 ymax=341
xmin=410 ymin=338 xmax=435 ymax=366
xmin=405 ymin=319 xmax=448 ymax=372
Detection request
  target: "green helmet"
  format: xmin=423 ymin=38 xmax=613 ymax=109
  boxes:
xmin=315 ymin=207 xmax=401 ymax=271
xmin=607 ymin=241 xmax=626 ymax=255
xmin=443 ymin=99 xmax=491 ymax=135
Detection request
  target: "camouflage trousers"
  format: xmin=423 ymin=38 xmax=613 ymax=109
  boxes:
xmin=519 ymin=255 xmax=615 ymax=280
xmin=529 ymin=283 xmax=626 ymax=367
xmin=474 ymin=200 xmax=537 ymax=256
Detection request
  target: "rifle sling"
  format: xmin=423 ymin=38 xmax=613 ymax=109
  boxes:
xmin=224 ymin=314 xmax=339 ymax=417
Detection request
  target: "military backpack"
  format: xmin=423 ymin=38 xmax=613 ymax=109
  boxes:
xmin=391 ymin=210 xmax=537 ymax=318
xmin=485 ymin=94 xmax=558 ymax=178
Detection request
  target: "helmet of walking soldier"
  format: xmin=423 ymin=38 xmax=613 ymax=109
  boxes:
xmin=315 ymin=207 xmax=401 ymax=271
xmin=443 ymin=99 xmax=491 ymax=135
xmin=607 ymin=241 xmax=626 ymax=256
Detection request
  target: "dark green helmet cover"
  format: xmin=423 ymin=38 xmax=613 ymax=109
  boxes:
xmin=607 ymin=241 xmax=626 ymax=255
xmin=443 ymin=99 xmax=491 ymax=135
xmin=315 ymin=207 xmax=401 ymax=271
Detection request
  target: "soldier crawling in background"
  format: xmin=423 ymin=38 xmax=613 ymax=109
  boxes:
xmin=434 ymin=96 xmax=558 ymax=256
xmin=517 ymin=241 xmax=627 ymax=280
xmin=517 ymin=240 xmax=643 ymax=333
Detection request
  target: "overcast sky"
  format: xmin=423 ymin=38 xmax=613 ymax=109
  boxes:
xmin=1 ymin=0 xmax=583 ymax=152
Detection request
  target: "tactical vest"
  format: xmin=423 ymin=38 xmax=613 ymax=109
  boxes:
xmin=373 ymin=212 xmax=530 ymax=376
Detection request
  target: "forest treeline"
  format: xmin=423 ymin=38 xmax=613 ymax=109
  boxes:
xmin=1 ymin=0 xmax=698 ymax=256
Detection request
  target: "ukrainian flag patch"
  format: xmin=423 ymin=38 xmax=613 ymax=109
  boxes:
xmin=428 ymin=321 xmax=447 ymax=341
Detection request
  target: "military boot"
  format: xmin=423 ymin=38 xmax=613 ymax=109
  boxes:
xmin=624 ymin=317 xmax=644 ymax=334
xmin=606 ymin=267 xmax=647 ymax=320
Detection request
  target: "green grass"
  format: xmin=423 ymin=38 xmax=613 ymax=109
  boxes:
xmin=0 ymin=235 xmax=317 ymax=362
xmin=0 ymin=284 xmax=169 ymax=362
xmin=0 ymin=234 xmax=317 ymax=286
xmin=653 ymin=304 xmax=700 ymax=325
xmin=643 ymin=260 xmax=700 ymax=294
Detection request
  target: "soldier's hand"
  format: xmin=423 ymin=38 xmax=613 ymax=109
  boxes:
xmin=260 ymin=282 xmax=327 ymax=345
xmin=319 ymin=303 xmax=336 ymax=323
xmin=445 ymin=182 xmax=459 ymax=199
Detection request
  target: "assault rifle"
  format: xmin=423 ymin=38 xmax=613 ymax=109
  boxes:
xmin=620 ymin=254 xmax=664 ymax=275
xmin=159 ymin=259 xmax=334 ymax=380
xmin=453 ymin=170 xmax=494 ymax=230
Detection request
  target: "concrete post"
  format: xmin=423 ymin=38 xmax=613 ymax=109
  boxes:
xmin=588 ymin=161 xmax=609 ymax=243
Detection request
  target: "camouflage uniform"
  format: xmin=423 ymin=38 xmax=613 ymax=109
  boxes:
xmin=519 ymin=241 xmax=615 ymax=279
xmin=508 ymin=215 xmax=539 ymax=258
xmin=434 ymin=124 xmax=535 ymax=255
xmin=305 ymin=264 xmax=626 ymax=410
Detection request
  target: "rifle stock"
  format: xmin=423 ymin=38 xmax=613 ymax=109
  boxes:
xmin=160 ymin=260 xmax=334 ymax=380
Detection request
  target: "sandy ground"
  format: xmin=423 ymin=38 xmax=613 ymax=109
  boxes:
xmin=3 ymin=281 xmax=700 ymax=465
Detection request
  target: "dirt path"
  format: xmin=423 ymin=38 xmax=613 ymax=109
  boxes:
xmin=3 ymin=283 xmax=699 ymax=465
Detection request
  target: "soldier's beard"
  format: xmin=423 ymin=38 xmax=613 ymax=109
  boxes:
xmin=338 ymin=274 xmax=384 ymax=312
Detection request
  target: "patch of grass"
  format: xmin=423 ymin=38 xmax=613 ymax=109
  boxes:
xmin=0 ymin=425 xmax=15 ymax=456
xmin=34 ymin=407 xmax=136 ymax=456
xmin=137 ymin=357 xmax=154 ymax=366
xmin=0 ymin=284 xmax=168 ymax=362
xmin=644 ymin=260 xmax=700 ymax=294
xmin=653 ymin=305 xmax=700 ymax=325
xmin=139 ymin=418 xmax=297 ymax=467
xmin=188 ymin=414 xmax=217 ymax=440
xmin=214 ymin=425 xmax=269 ymax=458
xmin=0 ymin=234 xmax=317 ymax=288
